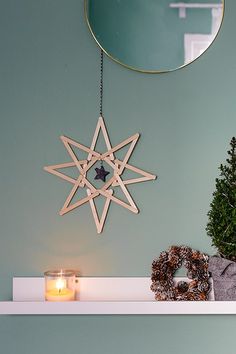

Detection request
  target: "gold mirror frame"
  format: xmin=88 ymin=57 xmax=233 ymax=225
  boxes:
xmin=84 ymin=0 xmax=225 ymax=74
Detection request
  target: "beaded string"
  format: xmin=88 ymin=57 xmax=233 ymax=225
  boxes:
xmin=99 ymin=49 xmax=104 ymax=117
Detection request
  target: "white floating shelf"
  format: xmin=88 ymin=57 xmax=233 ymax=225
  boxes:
xmin=1 ymin=300 xmax=236 ymax=315
xmin=0 ymin=277 xmax=234 ymax=315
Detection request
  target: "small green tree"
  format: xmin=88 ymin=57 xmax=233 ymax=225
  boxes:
xmin=206 ymin=137 xmax=236 ymax=261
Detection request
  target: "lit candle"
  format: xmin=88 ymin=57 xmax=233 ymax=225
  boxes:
xmin=44 ymin=270 xmax=76 ymax=302
xmin=56 ymin=277 xmax=66 ymax=292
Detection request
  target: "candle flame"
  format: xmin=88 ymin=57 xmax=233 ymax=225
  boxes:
xmin=56 ymin=278 xmax=66 ymax=293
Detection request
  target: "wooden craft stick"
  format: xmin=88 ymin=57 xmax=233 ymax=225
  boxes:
xmin=60 ymin=187 xmax=99 ymax=215
xmin=101 ymin=175 xmax=117 ymax=191
xmin=112 ymin=176 xmax=154 ymax=187
xmin=101 ymin=133 xmax=140 ymax=159
xmin=45 ymin=162 xmax=76 ymax=169
xmin=60 ymin=138 xmax=84 ymax=174
xmin=87 ymin=189 xmax=113 ymax=233
xmin=88 ymin=117 xmax=114 ymax=161
xmin=98 ymin=190 xmax=113 ymax=232
xmin=115 ymin=159 xmax=157 ymax=180
xmin=61 ymin=135 xmax=101 ymax=158
xmin=44 ymin=161 xmax=87 ymax=185
xmin=44 ymin=166 xmax=77 ymax=185
xmin=87 ymin=189 xmax=100 ymax=232
xmin=114 ymin=174 xmax=138 ymax=210
xmin=83 ymin=178 xmax=96 ymax=193
xmin=60 ymin=175 xmax=84 ymax=215
xmin=104 ymin=157 xmax=156 ymax=186
xmin=118 ymin=136 xmax=139 ymax=174
xmin=99 ymin=189 xmax=139 ymax=214
xmin=80 ymin=157 xmax=98 ymax=175
xmin=104 ymin=157 xmax=119 ymax=172
xmin=99 ymin=117 xmax=114 ymax=160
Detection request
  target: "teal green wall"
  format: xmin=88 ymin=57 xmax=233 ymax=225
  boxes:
xmin=0 ymin=0 xmax=236 ymax=353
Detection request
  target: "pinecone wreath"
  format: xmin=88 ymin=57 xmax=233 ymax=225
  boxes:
xmin=151 ymin=246 xmax=210 ymax=301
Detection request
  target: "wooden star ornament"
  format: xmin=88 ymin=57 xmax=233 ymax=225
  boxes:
xmin=44 ymin=117 xmax=157 ymax=233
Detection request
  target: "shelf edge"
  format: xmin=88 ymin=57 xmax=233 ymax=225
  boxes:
xmin=0 ymin=301 xmax=235 ymax=315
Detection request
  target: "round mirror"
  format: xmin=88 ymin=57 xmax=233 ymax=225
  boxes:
xmin=85 ymin=0 xmax=224 ymax=73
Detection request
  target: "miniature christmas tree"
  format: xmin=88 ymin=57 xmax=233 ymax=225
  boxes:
xmin=206 ymin=137 xmax=236 ymax=261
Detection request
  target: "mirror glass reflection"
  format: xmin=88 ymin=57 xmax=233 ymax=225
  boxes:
xmin=85 ymin=0 xmax=224 ymax=72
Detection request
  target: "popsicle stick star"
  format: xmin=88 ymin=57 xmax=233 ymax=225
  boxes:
xmin=44 ymin=117 xmax=157 ymax=233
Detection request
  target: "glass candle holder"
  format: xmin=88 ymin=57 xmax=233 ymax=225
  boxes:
xmin=44 ymin=270 xmax=76 ymax=301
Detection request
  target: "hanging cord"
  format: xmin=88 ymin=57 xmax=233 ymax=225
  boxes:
xmin=99 ymin=49 xmax=104 ymax=117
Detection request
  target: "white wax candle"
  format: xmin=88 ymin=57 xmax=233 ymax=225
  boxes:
xmin=45 ymin=288 xmax=75 ymax=302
